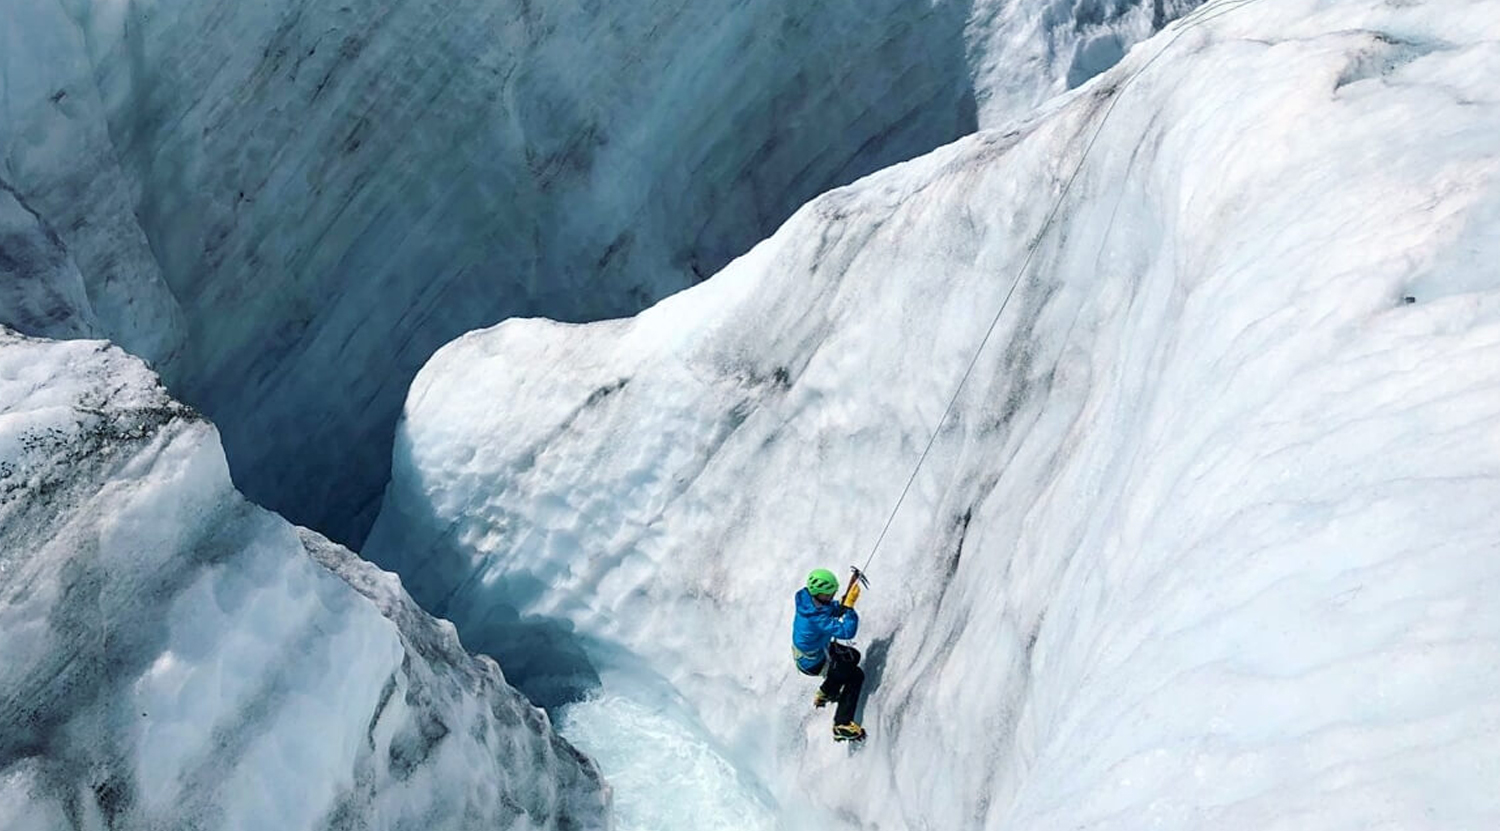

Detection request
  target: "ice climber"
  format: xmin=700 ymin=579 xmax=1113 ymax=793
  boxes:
xmin=792 ymin=568 xmax=867 ymax=742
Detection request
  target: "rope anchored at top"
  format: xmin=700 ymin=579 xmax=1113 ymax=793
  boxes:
xmin=856 ymin=0 xmax=1264 ymax=577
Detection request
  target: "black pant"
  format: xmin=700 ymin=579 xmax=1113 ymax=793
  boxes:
xmin=819 ymin=654 xmax=865 ymax=725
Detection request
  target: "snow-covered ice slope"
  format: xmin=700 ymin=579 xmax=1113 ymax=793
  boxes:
xmin=367 ymin=0 xmax=1500 ymax=827
xmin=0 ymin=0 xmax=1197 ymax=546
xmin=0 ymin=330 xmax=607 ymax=830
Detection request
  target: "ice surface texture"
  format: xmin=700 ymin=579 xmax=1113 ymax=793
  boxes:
xmin=0 ymin=184 xmax=102 ymax=342
xmin=0 ymin=2 xmax=184 ymax=366
xmin=367 ymin=0 xmax=1500 ymax=827
xmin=0 ymin=330 xmax=607 ymax=830
xmin=0 ymin=0 xmax=1192 ymax=546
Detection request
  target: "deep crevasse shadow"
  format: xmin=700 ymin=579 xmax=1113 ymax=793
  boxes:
xmin=419 ymin=564 xmax=604 ymax=709
xmin=62 ymin=0 xmax=980 ymax=550
xmin=452 ymin=607 xmax=603 ymax=710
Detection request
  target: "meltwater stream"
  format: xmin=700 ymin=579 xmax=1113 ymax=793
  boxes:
xmin=554 ymin=684 xmax=779 ymax=831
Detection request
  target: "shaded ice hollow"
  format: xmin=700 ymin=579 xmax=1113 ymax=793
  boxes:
xmin=0 ymin=0 xmax=1193 ymax=547
xmin=365 ymin=0 xmax=1500 ymax=828
xmin=0 ymin=331 xmax=608 ymax=830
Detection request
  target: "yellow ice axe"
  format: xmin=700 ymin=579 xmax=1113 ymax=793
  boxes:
xmin=840 ymin=566 xmax=869 ymax=608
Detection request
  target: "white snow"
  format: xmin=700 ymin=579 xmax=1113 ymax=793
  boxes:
xmin=0 ymin=330 xmax=607 ymax=830
xmin=365 ymin=0 xmax=1500 ymax=827
xmin=0 ymin=0 xmax=1194 ymax=546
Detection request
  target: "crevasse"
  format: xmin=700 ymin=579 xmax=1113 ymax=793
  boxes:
xmin=364 ymin=0 xmax=1500 ymax=827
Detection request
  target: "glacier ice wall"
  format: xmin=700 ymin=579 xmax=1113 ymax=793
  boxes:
xmin=0 ymin=330 xmax=607 ymax=830
xmin=0 ymin=184 xmax=100 ymax=342
xmin=967 ymin=0 xmax=1203 ymax=124
xmin=0 ymin=0 xmax=1196 ymax=547
xmin=0 ymin=2 xmax=185 ymax=366
xmin=367 ymin=0 xmax=1500 ymax=826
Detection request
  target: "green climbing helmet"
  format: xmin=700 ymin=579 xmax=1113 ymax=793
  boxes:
xmin=807 ymin=568 xmax=839 ymax=596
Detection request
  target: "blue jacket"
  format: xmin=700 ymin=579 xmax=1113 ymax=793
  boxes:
xmin=792 ymin=588 xmax=859 ymax=672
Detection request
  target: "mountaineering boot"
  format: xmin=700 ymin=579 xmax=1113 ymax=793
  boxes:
xmin=832 ymin=722 xmax=866 ymax=742
xmin=813 ymin=689 xmax=830 ymax=708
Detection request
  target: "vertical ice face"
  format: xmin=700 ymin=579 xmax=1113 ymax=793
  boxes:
xmin=0 ymin=330 xmax=607 ymax=830
xmin=367 ymin=0 xmax=1500 ymax=827
xmin=0 ymin=184 xmax=101 ymax=341
xmin=0 ymin=1 xmax=185 ymax=368
xmin=0 ymin=0 xmax=1196 ymax=547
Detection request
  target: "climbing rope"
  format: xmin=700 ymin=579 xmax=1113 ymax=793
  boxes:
xmin=856 ymin=0 xmax=1264 ymax=577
